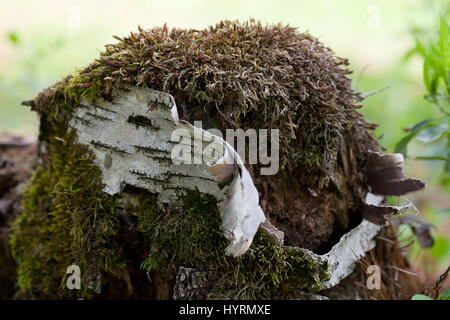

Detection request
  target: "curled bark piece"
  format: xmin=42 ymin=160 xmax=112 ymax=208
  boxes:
xmin=363 ymin=202 xmax=415 ymax=225
xmin=362 ymin=192 xmax=417 ymax=225
xmin=208 ymin=159 xmax=235 ymax=186
xmin=216 ymin=162 xmax=266 ymax=257
xmin=169 ymin=95 xmax=179 ymax=125
xmin=366 ymin=151 xmax=426 ymax=196
xmin=308 ymin=219 xmax=382 ymax=288
xmin=177 ymin=120 xmax=267 ymax=257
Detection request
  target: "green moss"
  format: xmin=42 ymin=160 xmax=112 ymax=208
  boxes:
xmin=135 ymin=189 xmax=329 ymax=299
xmin=10 ymin=106 xmax=124 ymax=298
xmin=12 ymin=155 xmax=328 ymax=299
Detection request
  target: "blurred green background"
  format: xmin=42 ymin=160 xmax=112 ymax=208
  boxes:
xmin=0 ymin=0 xmax=448 ymax=288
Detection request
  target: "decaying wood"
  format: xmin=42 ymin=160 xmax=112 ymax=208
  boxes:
xmin=173 ymin=267 xmax=213 ymax=300
xmin=6 ymin=87 xmax=428 ymax=299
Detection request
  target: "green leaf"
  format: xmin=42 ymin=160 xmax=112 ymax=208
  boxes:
xmin=416 ymin=156 xmax=449 ymax=161
xmin=420 ymin=17 xmax=450 ymax=96
xmin=404 ymin=37 xmax=426 ymax=61
xmin=439 ymin=289 xmax=450 ymax=300
xmin=430 ymin=236 xmax=450 ymax=259
xmin=423 ymin=57 xmax=433 ymax=93
xmin=411 ymin=294 xmax=434 ymax=300
xmin=7 ymin=32 xmax=19 ymax=44
xmin=395 ymin=119 xmax=434 ymax=156
xmin=414 ymin=36 xmax=427 ymax=58
xmin=416 ymin=123 xmax=449 ymax=143
xmin=437 ymin=17 xmax=450 ymax=69
xmin=436 ymin=208 xmax=450 ymax=215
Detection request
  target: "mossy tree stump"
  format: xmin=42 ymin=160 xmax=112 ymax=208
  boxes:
xmin=11 ymin=20 xmax=424 ymax=299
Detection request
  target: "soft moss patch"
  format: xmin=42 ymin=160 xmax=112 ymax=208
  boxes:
xmin=10 ymin=105 xmax=124 ymax=298
xmin=136 ymin=189 xmax=329 ymax=299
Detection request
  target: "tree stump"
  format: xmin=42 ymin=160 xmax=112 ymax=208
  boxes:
xmin=11 ymin=20 xmax=425 ymax=299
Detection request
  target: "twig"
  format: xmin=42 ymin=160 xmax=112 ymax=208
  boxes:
xmin=361 ymin=86 xmax=390 ymax=98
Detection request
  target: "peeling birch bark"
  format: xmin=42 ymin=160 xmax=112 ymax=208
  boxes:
xmin=270 ymin=219 xmax=382 ymax=289
xmin=68 ymin=86 xmax=388 ymax=289
xmin=173 ymin=218 xmax=382 ymax=294
xmin=69 ymin=86 xmax=225 ymax=204
xmin=314 ymin=220 xmax=381 ymax=288
xmin=69 ymin=86 xmax=265 ymax=257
